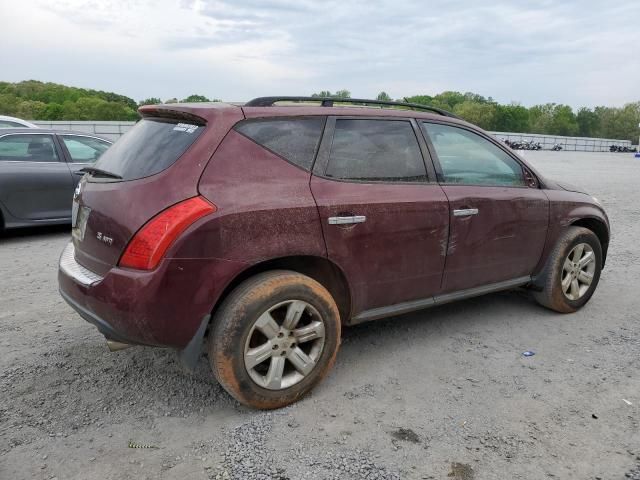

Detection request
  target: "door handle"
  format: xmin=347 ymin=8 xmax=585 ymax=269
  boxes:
xmin=453 ymin=208 xmax=479 ymax=217
xmin=328 ymin=215 xmax=366 ymax=225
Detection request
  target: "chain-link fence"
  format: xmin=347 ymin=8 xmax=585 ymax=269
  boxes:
xmin=491 ymin=131 xmax=632 ymax=152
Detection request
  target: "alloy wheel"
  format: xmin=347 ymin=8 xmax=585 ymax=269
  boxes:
xmin=561 ymin=243 xmax=596 ymax=301
xmin=243 ymin=300 xmax=326 ymax=390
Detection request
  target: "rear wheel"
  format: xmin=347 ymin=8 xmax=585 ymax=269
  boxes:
xmin=533 ymin=226 xmax=602 ymax=313
xmin=209 ymin=270 xmax=341 ymax=409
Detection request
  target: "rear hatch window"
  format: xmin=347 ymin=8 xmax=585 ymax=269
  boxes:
xmin=92 ymin=118 xmax=204 ymax=181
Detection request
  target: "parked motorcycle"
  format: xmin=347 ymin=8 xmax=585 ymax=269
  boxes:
xmin=610 ymin=144 xmax=636 ymax=153
xmin=551 ymin=144 xmax=563 ymax=151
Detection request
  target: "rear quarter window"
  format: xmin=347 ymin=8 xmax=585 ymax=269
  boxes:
xmin=92 ymin=118 xmax=204 ymax=181
xmin=234 ymin=117 xmax=325 ymax=171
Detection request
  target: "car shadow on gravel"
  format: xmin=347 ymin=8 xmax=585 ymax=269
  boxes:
xmin=341 ymin=287 xmax=544 ymax=344
xmin=0 ymin=224 xmax=70 ymax=241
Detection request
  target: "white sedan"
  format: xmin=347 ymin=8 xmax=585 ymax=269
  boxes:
xmin=0 ymin=115 xmax=39 ymax=128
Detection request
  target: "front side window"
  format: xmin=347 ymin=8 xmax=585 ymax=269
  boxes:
xmin=422 ymin=123 xmax=525 ymax=186
xmin=61 ymin=135 xmax=111 ymax=163
xmin=325 ymin=119 xmax=426 ymax=182
xmin=235 ymin=117 xmax=325 ymax=171
xmin=0 ymin=134 xmax=59 ymax=162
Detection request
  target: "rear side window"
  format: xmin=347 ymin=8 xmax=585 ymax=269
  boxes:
xmin=235 ymin=117 xmax=325 ymax=170
xmin=61 ymin=135 xmax=111 ymax=163
xmin=93 ymin=118 xmax=204 ymax=181
xmin=325 ymin=119 xmax=426 ymax=182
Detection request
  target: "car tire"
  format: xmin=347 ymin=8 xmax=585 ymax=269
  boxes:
xmin=533 ymin=226 xmax=602 ymax=313
xmin=208 ymin=270 xmax=341 ymax=409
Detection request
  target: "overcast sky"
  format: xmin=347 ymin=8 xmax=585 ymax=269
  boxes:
xmin=1 ymin=0 xmax=638 ymax=107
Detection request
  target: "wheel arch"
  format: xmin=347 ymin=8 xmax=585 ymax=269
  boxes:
xmin=570 ymin=217 xmax=609 ymax=266
xmin=210 ymin=255 xmax=352 ymax=326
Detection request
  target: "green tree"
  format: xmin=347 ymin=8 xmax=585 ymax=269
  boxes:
xmin=15 ymin=100 xmax=47 ymax=119
xmin=61 ymin=100 xmax=80 ymax=120
xmin=453 ymin=101 xmax=497 ymax=130
xmin=376 ymin=91 xmax=391 ymax=101
xmin=528 ymin=104 xmax=555 ymax=134
xmin=494 ymin=104 xmax=529 ymax=132
xmin=403 ymin=95 xmax=434 ymax=105
xmin=0 ymin=80 xmax=139 ymax=120
xmin=181 ymin=94 xmax=210 ymax=102
xmin=310 ymin=90 xmax=351 ymax=99
xmin=42 ymin=103 xmax=64 ymax=120
xmin=432 ymin=91 xmax=467 ymax=111
xmin=139 ymin=97 xmax=162 ymax=106
xmin=549 ymin=105 xmax=578 ymax=136
xmin=610 ymin=102 xmax=640 ymax=142
xmin=576 ymin=107 xmax=599 ymax=137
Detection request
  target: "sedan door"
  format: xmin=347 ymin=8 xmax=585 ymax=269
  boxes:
xmin=420 ymin=122 xmax=549 ymax=293
xmin=311 ymin=117 xmax=450 ymax=320
xmin=0 ymin=133 xmax=75 ymax=221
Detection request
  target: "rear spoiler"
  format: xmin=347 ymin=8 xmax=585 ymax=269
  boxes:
xmin=138 ymin=105 xmax=207 ymax=126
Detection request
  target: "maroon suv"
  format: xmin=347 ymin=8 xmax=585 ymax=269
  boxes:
xmin=58 ymin=97 xmax=609 ymax=409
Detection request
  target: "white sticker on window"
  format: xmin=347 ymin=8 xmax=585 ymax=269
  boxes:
xmin=173 ymin=123 xmax=198 ymax=133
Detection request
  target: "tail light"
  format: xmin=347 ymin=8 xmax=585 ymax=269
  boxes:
xmin=119 ymin=196 xmax=216 ymax=270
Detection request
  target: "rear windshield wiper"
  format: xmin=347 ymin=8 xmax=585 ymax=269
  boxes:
xmin=76 ymin=167 xmax=123 ymax=179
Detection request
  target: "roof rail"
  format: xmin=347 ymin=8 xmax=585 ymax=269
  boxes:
xmin=244 ymin=96 xmax=460 ymax=119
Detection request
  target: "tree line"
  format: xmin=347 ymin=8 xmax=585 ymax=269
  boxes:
xmin=0 ymin=81 xmax=221 ymax=122
xmin=314 ymin=90 xmax=640 ymax=142
xmin=0 ymin=81 xmax=637 ymax=142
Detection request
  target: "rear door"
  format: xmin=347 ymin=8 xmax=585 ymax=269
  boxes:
xmin=420 ymin=121 xmax=549 ymax=293
xmin=0 ymin=133 xmax=74 ymax=220
xmin=57 ymin=134 xmax=112 ymax=185
xmin=310 ymin=117 xmax=449 ymax=318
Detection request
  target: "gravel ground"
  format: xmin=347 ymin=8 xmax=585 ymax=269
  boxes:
xmin=1 ymin=151 xmax=639 ymax=479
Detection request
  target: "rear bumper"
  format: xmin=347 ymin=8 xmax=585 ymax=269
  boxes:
xmin=59 ymin=286 xmax=135 ymax=344
xmin=58 ymin=242 xmax=247 ymax=349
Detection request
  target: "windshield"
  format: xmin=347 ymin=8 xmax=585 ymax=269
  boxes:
xmin=93 ymin=118 xmax=204 ymax=181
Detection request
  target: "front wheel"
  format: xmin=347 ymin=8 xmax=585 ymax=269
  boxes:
xmin=209 ymin=270 xmax=341 ymax=409
xmin=533 ymin=226 xmax=603 ymax=313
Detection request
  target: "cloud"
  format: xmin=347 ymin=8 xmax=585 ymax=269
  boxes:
xmin=0 ymin=0 xmax=638 ymax=106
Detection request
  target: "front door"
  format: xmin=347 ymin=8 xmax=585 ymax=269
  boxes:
xmin=420 ymin=122 xmax=549 ymax=293
xmin=311 ymin=117 xmax=450 ymax=318
xmin=0 ymin=133 xmax=74 ymax=221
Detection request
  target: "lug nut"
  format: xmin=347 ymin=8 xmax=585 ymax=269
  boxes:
xmin=272 ymin=345 xmax=278 ymax=350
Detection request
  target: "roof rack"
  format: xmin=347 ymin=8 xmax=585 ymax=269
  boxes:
xmin=244 ymin=96 xmax=460 ymax=119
